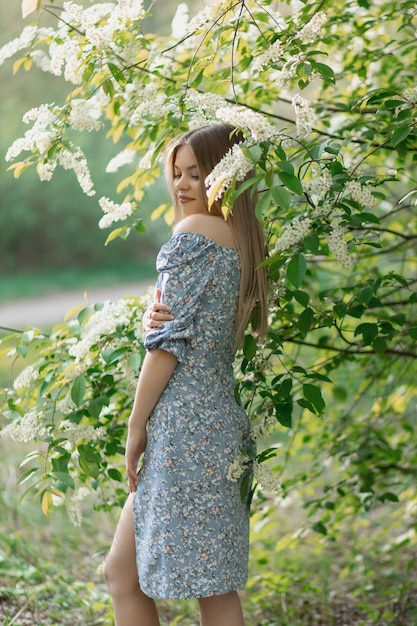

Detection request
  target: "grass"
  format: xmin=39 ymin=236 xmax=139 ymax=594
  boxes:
xmin=0 ymin=262 xmax=156 ymax=301
xmin=0 ymin=441 xmax=416 ymax=626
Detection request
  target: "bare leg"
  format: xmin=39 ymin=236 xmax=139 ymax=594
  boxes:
xmin=198 ymin=591 xmax=244 ymax=626
xmin=104 ymin=493 xmax=160 ymax=626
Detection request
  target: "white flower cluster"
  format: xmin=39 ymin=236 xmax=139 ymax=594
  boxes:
xmin=0 ymin=25 xmax=37 ymax=66
xmin=66 ymin=486 xmax=91 ymax=526
xmin=98 ymin=196 xmax=134 ymax=229
xmin=254 ymin=461 xmax=281 ymax=493
xmin=57 ymin=146 xmax=96 ymax=196
xmin=49 ymin=37 xmax=84 ymax=84
xmin=304 ymin=165 xmax=332 ymax=206
xmin=297 ymin=11 xmax=327 ymax=44
xmin=106 ymin=149 xmax=137 ymax=173
xmin=6 ymin=103 xmax=60 ymax=161
xmin=273 ymin=61 xmax=299 ymax=88
xmin=129 ymin=84 xmax=178 ymax=125
xmin=227 ymin=452 xmax=248 ymax=481
xmin=205 ymin=144 xmax=253 ymax=201
xmin=0 ymin=410 xmax=47 ymax=443
xmin=252 ymin=41 xmax=283 ymax=71
xmin=171 ymin=3 xmax=189 ymax=39
xmin=215 ymin=106 xmax=279 ymax=143
xmin=13 ymin=365 xmax=39 ymax=390
xmin=69 ymin=299 xmax=139 ymax=362
xmin=186 ymin=1 xmax=225 ymax=34
xmin=251 ymin=415 xmax=278 ymax=440
xmin=184 ymin=91 xmax=228 ymax=128
xmin=273 ymin=216 xmax=312 ymax=251
xmin=344 ymin=180 xmax=376 ymax=209
xmin=324 ymin=210 xmax=353 ymax=270
xmin=69 ymin=92 xmax=108 ymax=132
xmin=60 ymin=419 xmax=107 ymax=443
xmin=292 ymin=94 xmax=318 ymax=139
xmin=404 ymin=86 xmax=417 ymax=105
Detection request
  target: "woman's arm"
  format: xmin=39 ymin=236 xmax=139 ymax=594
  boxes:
xmin=126 ymin=348 xmax=177 ymax=492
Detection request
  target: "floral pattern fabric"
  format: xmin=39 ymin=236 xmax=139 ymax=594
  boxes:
xmin=133 ymin=232 xmax=253 ymax=599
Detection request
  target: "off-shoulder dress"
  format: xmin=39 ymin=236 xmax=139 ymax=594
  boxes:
xmin=133 ymin=231 xmax=254 ymax=599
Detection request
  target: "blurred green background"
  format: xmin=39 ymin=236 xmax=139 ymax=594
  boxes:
xmin=0 ymin=0 xmax=199 ymax=301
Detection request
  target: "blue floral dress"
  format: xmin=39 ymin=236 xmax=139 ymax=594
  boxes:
xmin=132 ymin=231 xmax=254 ymax=599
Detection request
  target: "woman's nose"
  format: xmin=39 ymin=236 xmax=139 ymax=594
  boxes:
xmin=175 ymin=174 xmax=189 ymax=190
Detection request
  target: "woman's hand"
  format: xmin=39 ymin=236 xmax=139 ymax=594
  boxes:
xmin=143 ymin=287 xmax=174 ymax=331
xmin=126 ymin=426 xmax=148 ymax=493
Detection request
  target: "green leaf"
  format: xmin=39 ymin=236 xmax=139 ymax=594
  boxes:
xmin=243 ymin=334 xmax=257 ymax=361
xmin=53 ymin=472 xmax=75 ymax=489
xmin=391 ymin=126 xmax=411 ymax=147
xmin=298 ymin=307 xmax=314 ymax=337
xmin=271 ymin=185 xmax=292 ymax=210
xmin=278 ymin=171 xmax=303 ymax=195
xmin=71 ymin=376 xmax=86 ymax=407
xmin=312 ymin=521 xmax=327 ymax=535
xmin=407 ymin=326 xmax=417 ymax=340
xmin=372 ymin=337 xmax=387 ymax=354
xmin=304 ymin=233 xmax=320 ymax=254
xmin=287 ymin=254 xmax=307 ymax=288
xmin=255 ymin=190 xmax=271 ymax=221
xmin=303 ymin=384 xmax=325 ymax=416
xmin=107 ymin=62 xmax=126 ymax=85
xmin=293 ymin=290 xmax=310 ymax=307
xmin=108 ymin=468 xmax=123 ymax=482
xmin=102 ymin=346 xmax=129 ymax=365
xmin=275 ymin=403 xmax=292 ymax=428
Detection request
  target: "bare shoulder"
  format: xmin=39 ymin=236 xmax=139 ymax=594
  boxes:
xmin=174 ymin=214 xmax=237 ymax=249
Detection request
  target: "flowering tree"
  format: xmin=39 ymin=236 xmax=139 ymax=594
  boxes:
xmin=0 ymin=0 xmax=416 ymax=571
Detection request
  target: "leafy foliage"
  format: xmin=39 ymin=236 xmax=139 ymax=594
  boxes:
xmin=0 ymin=0 xmax=416 ymax=611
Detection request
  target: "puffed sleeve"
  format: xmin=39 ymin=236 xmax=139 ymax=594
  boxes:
xmin=144 ymin=232 xmax=218 ymax=361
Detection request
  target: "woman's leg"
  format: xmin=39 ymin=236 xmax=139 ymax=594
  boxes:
xmin=198 ymin=591 xmax=245 ymax=626
xmin=104 ymin=493 xmax=160 ymax=626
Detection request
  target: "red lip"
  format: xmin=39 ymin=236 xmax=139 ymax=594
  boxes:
xmin=178 ymin=195 xmax=194 ymax=203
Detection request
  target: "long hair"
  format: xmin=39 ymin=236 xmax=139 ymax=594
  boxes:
xmin=165 ymin=124 xmax=268 ymax=345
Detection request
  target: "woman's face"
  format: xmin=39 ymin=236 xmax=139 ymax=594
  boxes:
xmin=173 ymin=144 xmax=208 ymax=216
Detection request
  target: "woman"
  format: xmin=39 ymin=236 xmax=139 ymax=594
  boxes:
xmin=104 ymin=124 xmax=268 ymax=626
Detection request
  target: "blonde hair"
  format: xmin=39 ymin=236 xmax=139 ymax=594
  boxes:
xmin=165 ymin=124 xmax=268 ymax=345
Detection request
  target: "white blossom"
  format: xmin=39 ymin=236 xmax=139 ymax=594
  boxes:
xmin=292 ymin=94 xmax=318 ymax=138
xmin=304 ymin=165 xmax=333 ymax=206
xmin=106 ymin=149 xmax=137 ymax=173
xmin=60 ymin=419 xmax=107 ymax=443
xmin=273 ymin=216 xmax=312 ymax=251
xmin=171 ymin=3 xmax=189 ymax=39
xmin=57 ymin=146 xmax=96 ymax=196
xmin=13 ymin=365 xmax=39 ymax=390
xmin=215 ymin=106 xmax=280 ymax=143
xmin=6 ymin=103 xmax=60 ymax=161
xmin=404 ymin=86 xmax=417 ymax=105
xmin=185 ymin=91 xmax=228 ymax=128
xmin=186 ymin=2 xmax=225 ymax=34
xmin=0 ymin=25 xmax=37 ymax=66
xmin=297 ymin=11 xmax=327 ymax=44
xmin=0 ymin=410 xmax=47 ymax=443
xmin=66 ymin=486 xmax=91 ymax=526
xmin=254 ymin=461 xmax=281 ymax=493
xmin=252 ymin=41 xmax=283 ymax=71
xmin=324 ymin=210 xmax=353 ymax=269
xmin=227 ymin=452 xmax=249 ymax=481
xmin=68 ymin=299 xmax=139 ymax=362
xmin=205 ymin=144 xmax=253 ymax=201
xmin=69 ymin=95 xmax=106 ymax=132
xmin=98 ymin=196 xmax=134 ymax=229
xmin=117 ymin=0 xmax=145 ymax=21
xmin=344 ymin=180 xmax=376 ymax=209
xmin=273 ymin=62 xmax=298 ymax=88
